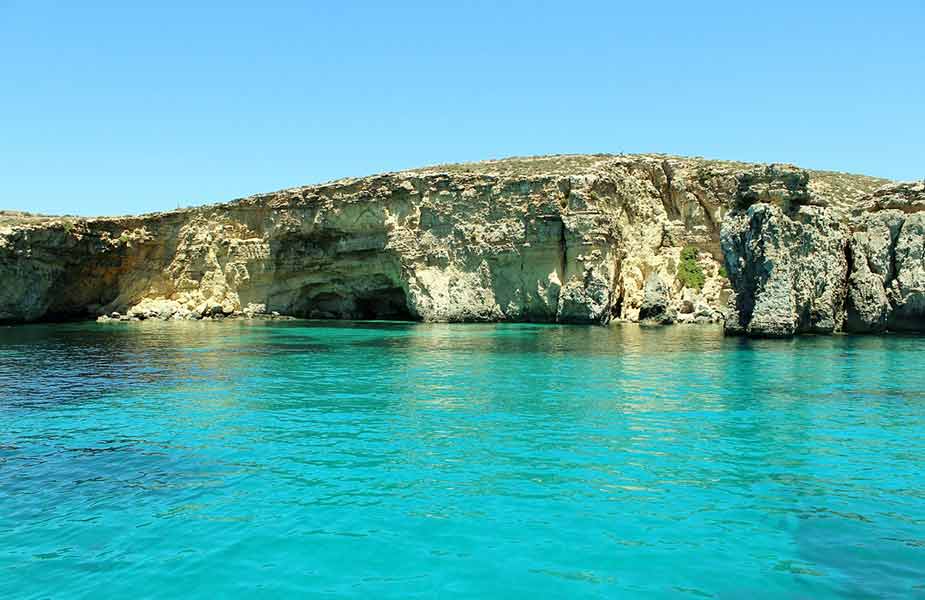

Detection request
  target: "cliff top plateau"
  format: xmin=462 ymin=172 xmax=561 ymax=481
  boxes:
xmin=1 ymin=153 xmax=892 ymax=226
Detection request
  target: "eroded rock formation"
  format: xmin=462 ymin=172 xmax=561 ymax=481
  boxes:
xmin=846 ymin=182 xmax=925 ymax=333
xmin=721 ymin=176 xmax=925 ymax=337
xmin=0 ymin=154 xmax=912 ymax=337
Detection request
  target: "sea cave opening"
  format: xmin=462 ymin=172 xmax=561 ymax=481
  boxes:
xmin=299 ymin=286 xmax=415 ymax=321
xmin=354 ymin=287 xmax=414 ymax=321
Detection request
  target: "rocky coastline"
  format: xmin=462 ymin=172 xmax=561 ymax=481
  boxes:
xmin=1 ymin=154 xmax=921 ymax=337
xmin=722 ymin=180 xmax=925 ymax=336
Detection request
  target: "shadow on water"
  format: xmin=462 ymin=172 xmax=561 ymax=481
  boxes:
xmin=0 ymin=321 xmax=334 ymax=408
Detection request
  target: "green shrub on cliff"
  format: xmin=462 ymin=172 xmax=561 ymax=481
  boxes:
xmin=677 ymin=245 xmax=705 ymax=290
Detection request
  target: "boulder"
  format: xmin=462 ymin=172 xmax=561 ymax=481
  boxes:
xmin=638 ymin=274 xmax=673 ymax=323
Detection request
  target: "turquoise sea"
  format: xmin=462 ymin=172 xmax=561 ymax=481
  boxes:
xmin=1 ymin=321 xmax=923 ymax=599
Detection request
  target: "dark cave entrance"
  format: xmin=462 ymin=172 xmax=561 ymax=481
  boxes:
xmin=354 ymin=287 xmax=414 ymax=321
xmin=300 ymin=285 xmax=415 ymax=321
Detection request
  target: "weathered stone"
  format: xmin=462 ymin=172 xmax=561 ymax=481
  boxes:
xmin=127 ymin=298 xmax=181 ymax=321
xmin=845 ymin=183 xmax=925 ymax=332
xmin=721 ymin=180 xmax=925 ymax=336
xmin=721 ymin=203 xmax=848 ymax=337
xmin=845 ymin=231 xmax=892 ymax=333
xmin=0 ymin=155 xmax=747 ymax=325
xmin=638 ymin=274 xmax=671 ymax=322
xmin=0 ymin=155 xmax=901 ymax=333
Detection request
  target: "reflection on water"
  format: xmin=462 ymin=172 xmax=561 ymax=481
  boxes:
xmin=1 ymin=321 xmax=924 ymax=598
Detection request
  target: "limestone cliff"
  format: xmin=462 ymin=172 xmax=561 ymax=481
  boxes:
xmin=846 ymin=182 xmax=925 ymax=333
xmin=721 ymin=175 xmax=925 ymax=337
xmin=0 ymin=154 xmax=900 ymax=333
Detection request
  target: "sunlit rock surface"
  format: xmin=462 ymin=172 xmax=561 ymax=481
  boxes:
xmin=0 ymin=154 xmax=906 ymax=335
xmin=721 ymin=173 xmax=924 ymax=337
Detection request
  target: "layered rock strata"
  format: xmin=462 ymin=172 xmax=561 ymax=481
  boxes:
xmin=0 ymin=154 xmax=910 ymax=337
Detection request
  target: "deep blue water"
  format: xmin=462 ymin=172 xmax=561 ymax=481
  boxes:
xmin=1 ymin=321 xmax=924 ymax=599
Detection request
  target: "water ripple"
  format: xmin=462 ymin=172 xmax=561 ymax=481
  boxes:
xmin=1 ymin=321 xmax=924 ymax=598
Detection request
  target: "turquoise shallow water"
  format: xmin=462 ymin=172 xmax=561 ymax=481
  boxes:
xmin=1 ymin=321 xmax=924 ymax=599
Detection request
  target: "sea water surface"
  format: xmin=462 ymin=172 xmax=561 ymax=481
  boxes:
xmin=1 ymin=321 xmax=923 ymax=599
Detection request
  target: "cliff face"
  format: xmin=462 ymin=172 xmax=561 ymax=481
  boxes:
xmin=0 ymin=154 xmax=908 ymax=336
xmin=846 ymin=182 xmax=925 ymax=333
xmin=721 ymin=179 xmax=925 ymax=336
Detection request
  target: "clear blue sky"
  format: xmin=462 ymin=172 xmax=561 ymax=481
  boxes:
xmin=2 ymin=1 xmax=923 ymax=216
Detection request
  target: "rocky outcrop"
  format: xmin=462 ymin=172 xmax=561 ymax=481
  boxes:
xmin=720 ymin=165 xmax=851 ymax=337
xmin=0 ymin=154 xmax=898 ymax=331
xmin=638 ymin=274 xmax=674 ymax=323
xmin=846 ymin=182 xmax=925 ymax=333
xmin=721 ymin=176 xmax=925 ymax=337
